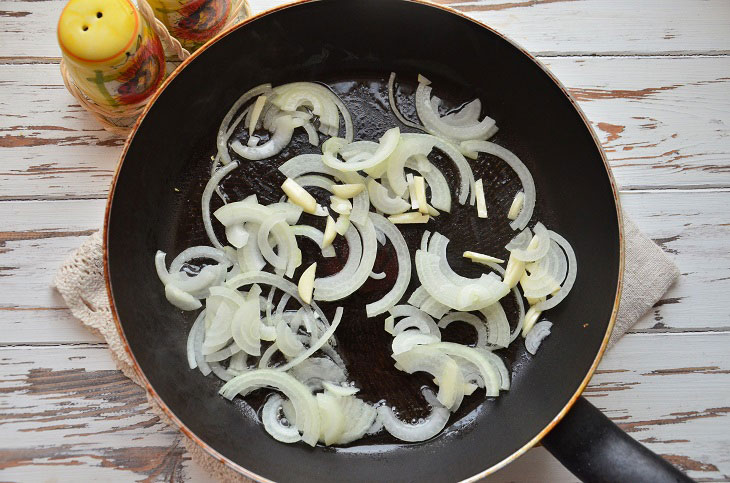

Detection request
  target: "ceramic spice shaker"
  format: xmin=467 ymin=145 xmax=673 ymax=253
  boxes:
xmin=146 ymin=0 xmax=233 ymax=51
xmin=57 ymin=0 xmax=166 ymax=111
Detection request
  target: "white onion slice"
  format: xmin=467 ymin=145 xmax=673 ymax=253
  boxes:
xmin=430 ymin=342 xmax=501 ymax=397
xmin=525 ymin=320 xmax=552 ymax=355
xmin=322 ymin=381 xmax=359 ymax=397
xmin=231 ymin=115 xmax=298 ymax=161
xmin=393 ymin=315 xmax=441 ymax=338
xmin=365 ymin=213 xmax=412 ymax=317
xmin=291 ymin=225 xmax=336 ymax=258
xmin=202 ymin=161 xmax=240 ymax=249
xmin=392 ymin=330 xmax=440 ymax=355
xmin=337 ymin=396 xmax=377 ymax=444
xmin=323 ymin=128 xmax=399 ymax=172
xmin=317 ymin=392 xmax=345 ymax=445
xmin=220 ymin=369 xmax=320 ymax=446
xmin=376 ymin=388 xmax=448 ymax=442
xmin=479 ymin=302 xmax=510 ymax=349
xmin=170 ymin=246 xmax=231 ymax=274
xmin=187 ymin=310 xmax=207 ymax=370
xmin=367 ymin=178 xmax=410 ymax=215
xmin=263 ymin=394 xmax=301 ymax=443
xmin=217 ymin=83 xmax=272 ymax=165
xmin=403 ymin=133 xmax=474 ymax=205
xmin=329 ymin=196 xmax=352 ymax=215
xmin=461 ymin=140 xmax=535 ymax=230
xmin=314 ymin=218 xmax=377 ymax=302
xmin=486 ymin=262 xmax=525 ymax=344
xmin=509 ymin=223 xmax=551 ymax=262
xmin=419 ymin=296 xmax=451 ymax=319
xmin=387 ymin=72 xmax=425 ymax=130
xmin=165 ymin=284 xmax=202 ymax=311
xmin=415 ymin=82 xmax=495 ymax=143
xmin=277 ymin=307 xmax=343 ymax=372
xmin=438 ymin=312 xmax=487 ymax=349
xmin=290 ymin=357 xmax=347 ymax=391
xmin=532 ymin=231 xmax=577 ymax=312
xmin=393 ymin=346 xmax=464 ymax=411
xmin=405 ymin=155 xmax=451 ymax=212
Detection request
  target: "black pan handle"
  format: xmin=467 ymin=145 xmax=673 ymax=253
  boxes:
xmin=542 ymin=396 xmax=693 ymax=483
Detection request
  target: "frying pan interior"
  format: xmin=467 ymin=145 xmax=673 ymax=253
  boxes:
xmin=106 ymin=1 xmax=621 ymax=481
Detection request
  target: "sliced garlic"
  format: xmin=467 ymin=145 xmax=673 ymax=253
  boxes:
xmin=463 ymin=251 xmax=505 ymax=265
xmin=475 ymin=179 xmax=487 ymax=218
xmin=414 ymin=176 xmax=429 ymax=214
xmin=298 ymin=262 xmax=317 ymax=304
xmin=330 ymin=183 xmax=365 ymax=199
xmin=330 ymin=195 xmax=352 ymax=215
xmin=503 ymin=253 xmax=526 ymax=288
xmin=334 ymin=214 xmax=350 ymax=235
xmin=388 ymin=212 xmax=430 ymax=224
xmin=322 ymin=216 xmax=337 ymax=249
xmin=521 ymin=306 xmax=542 ymax=337
xmin=508 ymin=191 xmax=525 ymax=221
xmin=282 ymin=178 xmax=317 ymax=214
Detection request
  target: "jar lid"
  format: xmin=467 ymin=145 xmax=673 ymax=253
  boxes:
xmin=58 ymin=0 xmax=139 ymax=63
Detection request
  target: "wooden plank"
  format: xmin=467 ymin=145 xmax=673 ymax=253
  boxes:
xmin=3 ymin=0 xmax=730 ymax=59
xmin=544 ymin=56 xmax=730 ymax=190
xmin=435 ymin=0 xmax=730 ymax=56
xmin=1 ymin=332 xmax=727 ymax=481
xmin=620 ymin=189 xmax=730 ymax=333
xmin=1 ymin=189 xmax=727 ymax=340
xmin=0 ymin=344 xmax=189 ymax=482
xmin=1 ymin=58 xmax=729 ymax=200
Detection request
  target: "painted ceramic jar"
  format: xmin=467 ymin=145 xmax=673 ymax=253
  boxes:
xmin=58 ymin=0 xmax=166 ymax=110
xmin=147 ymin=0 xmax=232 ymax=50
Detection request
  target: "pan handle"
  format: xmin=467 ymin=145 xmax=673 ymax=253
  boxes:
xmin=542 ymin=396 xmax=694 ymax=483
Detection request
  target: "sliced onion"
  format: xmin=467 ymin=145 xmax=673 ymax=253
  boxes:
xmin=461 ymin=140 xmax=535 ymax=230
xmin=217 ymin=83 xmax=272 ymax=165
xmin=485 ymin=262 xmax=525 ymax=344
xmin=220 ymin=369 xmax=320 ymax=446
xmin=187 ymin=309 xmax=207 ymax=370
xmin=377 ymin=388 xmax=448 ymax=442
xmin=525 ymin=320 xmax=552 ymax=355
xmin=404 ymin=133 xmax=474 ymax=205
xmin=165 ymin=284 xmax=202 ymax=311
xmin=438 ymin=312 xmax=487 ymax=349
xmin=415 ymin=249 xmax=509 ymax=311
xmin=322 ymin=381 xmax=359 ymax=397
xmin=532 ymin=231 xmax=577 ymax=312
xmin=407 ymin=285 xmax=429 ymax=307
xmin=231 ymin=296 xmax=262 ymax=356
xmin=367 ymin=178 xmax=410 ymax=215
xmin=231 ymin=115 xmax=299 ymax=161
xmin=430 ymin=342 xmax=501 ymax=397
xmin=385 ymin=136 xmax=436 ymax=198
xmin=276 ymin=319 xmax=305 ymax=357
xmin=291 ymin=225 xmax=336 ymax=258
xmin=277 ymin=307 xmax=343 ymax=372
xmin=365 ymin=213 xmax=412 ymax=317
xmin=509 ymin=223 xmax=551 ymax=262
xmin=392 ymin=330 xmax=440 ymax=355
xmin=314 ymin=218 xmax=377 ymax=302
xmin=479 ymin=302 xmax=510 ymax=349
xmin=323 ymin=128 xmax=399 ymax=172
xmin=202 ymin=161 xmax=240 ymax=249
xmin=405 ymin=155 xmax=451 ymax=212
xmin=415 ymin=82 xmax=495 ymax=143
xmin=419 ymin=296 xmax=451 ymax=319
xmin=393 ymin=315 xmax=441 ymax=338
xmin=316 ymin=392 xmax=345 ymax=445
xmin=290 ymin=357 xmax=347 ymax=391
xmin=337 ymin=395 xmax=377 ymax=444
xmin=263 ymin=394 xmax=301 ymax=443
xmin=387 ymin=72 xmax=425 ymax=130
xmin=393 ymin=346 xmax=464 ymax=411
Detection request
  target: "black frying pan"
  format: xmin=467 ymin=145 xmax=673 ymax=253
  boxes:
xmin=104 ymin=1 xmax=691 ymax=481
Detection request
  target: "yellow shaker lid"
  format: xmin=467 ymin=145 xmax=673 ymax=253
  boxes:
xmin=58 ymin=0 xmax=139 ymax=63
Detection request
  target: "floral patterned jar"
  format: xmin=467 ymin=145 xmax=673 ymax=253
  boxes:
xmin=147 ymin=0 xmax=232 ymax=51
xmin=58 ymin=0 xmax=166 ymax=110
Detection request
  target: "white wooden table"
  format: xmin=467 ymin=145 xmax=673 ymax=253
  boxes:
xmin=1 ymin=0 xmax=729 ymax=481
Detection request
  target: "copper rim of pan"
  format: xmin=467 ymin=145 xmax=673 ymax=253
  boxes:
xmin=103 ymin=1 xmax=625 ymax=480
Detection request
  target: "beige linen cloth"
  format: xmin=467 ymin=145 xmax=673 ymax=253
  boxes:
xmin=54 ymin=215 xmax=678 ymax=481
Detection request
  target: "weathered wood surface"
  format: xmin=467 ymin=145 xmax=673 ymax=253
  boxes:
xmin=1 ymin=0 xmax=729 ymax=481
